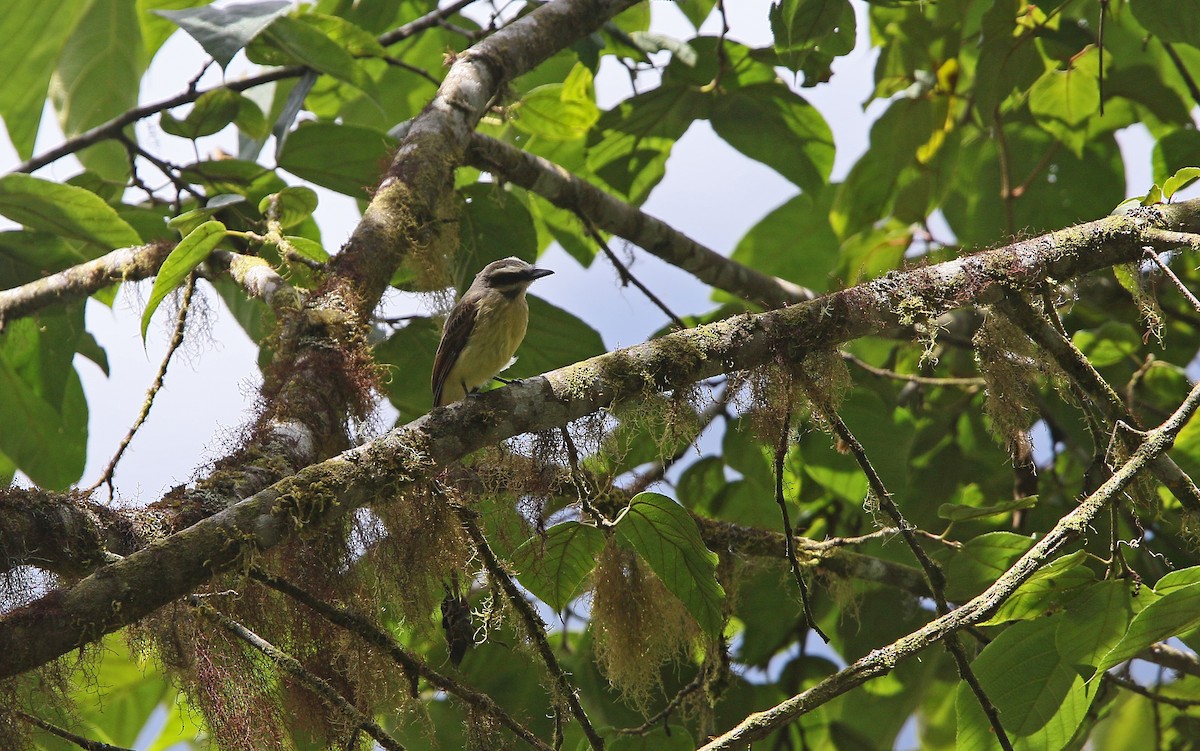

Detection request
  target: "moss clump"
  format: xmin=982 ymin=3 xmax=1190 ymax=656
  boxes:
xmin=590 ymin=542 xmax=699 ymax=711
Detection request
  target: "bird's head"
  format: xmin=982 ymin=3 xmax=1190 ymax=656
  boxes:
xmin=473 ymin=256 xmax=554 ymax=296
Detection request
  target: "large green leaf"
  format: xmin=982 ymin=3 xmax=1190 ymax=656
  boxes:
xmin=1054 ymin=581 xmax=1134 ymax=675
xmin=277 ymin=122 xmax=396 ymax=197
xmin=0 ymin=175 xmax=141 ymax=251
xmin=1130 ymin=0 xmax=1200 ymax=46
xmin=731 ymin=190 xmax=838 ymax=292
xmin=981 ymin=550 xmax=1094 ymax=625
xmin=0 ymin=309 xmax=89 ymax=489
xmin=154 ymin=0 xmax=290 ymax=68
xmin=160 ymin=87 xmax=241 ymax=139
xmin=50 ymin=0 xmax=145 ymax=179
xmin=0 ymin=0 xmax=89 ymax=159
xmin=1096 ymin=582 xmax=1200 ymax=674
xmin=943 ymin=532 xmax=1033 ymax=602
xmin=769 ymin=0 xmax=856 ymax=83
xmin=375 ymin=316 xmax=440 ymax=421
xmin=456 ymin=183 xmax=538 ymax=285
xmin=711 ymin=83 xmax=834 ymax=193
xmin=957 ymin=617 xmax=1092 ymax=750
xmin=512 ymin=522 xmax=606 ymax=611
xmin=251 ymin=14 xmax=380 ymax=102
xmin=614 ymin=492 xmax=725 ymax=637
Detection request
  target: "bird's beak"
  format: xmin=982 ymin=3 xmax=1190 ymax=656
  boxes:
xmin=526 ymin=267 xmax=554 ymax=281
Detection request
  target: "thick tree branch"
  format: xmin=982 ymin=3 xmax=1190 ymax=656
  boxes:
xmin=697 ymin=374 xmax=1200 ymax=749
xmin=0 ymin=244 xmax=171 ymax=328
xmin=467 ymin=133 xmax=812 ymax=309
xmin=1 ymin=200 xmax=1198 ymax=678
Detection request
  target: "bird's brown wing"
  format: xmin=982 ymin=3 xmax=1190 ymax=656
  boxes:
xmin=431 ymin=298 xmax=477 ymax=408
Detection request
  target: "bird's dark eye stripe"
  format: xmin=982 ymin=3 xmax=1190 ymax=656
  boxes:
xmin=490 ymin=271 xmax=528 ymax=286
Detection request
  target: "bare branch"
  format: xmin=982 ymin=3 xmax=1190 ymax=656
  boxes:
xmin=466 ymin=133 xmax=812 ymax=309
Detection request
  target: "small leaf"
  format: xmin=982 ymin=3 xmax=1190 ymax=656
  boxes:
xmin=938 ymin=495 xmax=1038 ymax=521
xmin=160 ymin=87 xmax=241 ymax=139
xmin=1163 ymin=166 xmax=1200 ymax=200
xmin=141 ymin=221 xmax=226 ymax=340
xmin=512 ymin=522 xmax=606 ymax=611
xmin=0 ymin=174 xmax=141 ymax=250
xmin=154 ymin=0 xmax=291 ymax=68
xmin=259 ymin=186 xmax=318 ymax=228
xmin=614 ymin=492 xmax=725 ymax=637
xmin=167 ymin=194 xmax=246 ymax=234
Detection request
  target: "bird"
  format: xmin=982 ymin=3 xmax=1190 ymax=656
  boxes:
xmin=431 ymin=256 xmax=554 ymax=408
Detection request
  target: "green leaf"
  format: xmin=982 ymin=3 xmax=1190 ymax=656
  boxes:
xmin=1155 ymin=565 xmax=1200 ymax=594
xmin=587 ymin=83 xmax=703 ymax=204
xmin=710 ymin=83 xmax=834 ymax=193
xmin=51 ymin=0 xmax=145 ymax=180
xmin=513 ymin=82 xmax=600 ymax=142
xmin=0 ymin=174 xmax=141 ymax=250
xmin=981 ymin=550 xmax=1094 ymax=625
xmin=154 ymin=0 xmax=290 ymax=68
xmin=141 ymin=221 xmax=226 ymax=340
xmin=1130 ymin=0 xmax=1200 ymax=46
xmin=253 ymin=15 xmax=380 ymax=101
xmin=166 ymin=194 xmax=246 ymax=235
xmin=614 ymin=492 xmax=725 ymax=637
xmin=0 ymin=0 xmax=89 ymax=159
xmin=456 ymin=184 xmax=538 ymax=281
xmin=375 ymin=316 xmax=440 ymax=420
xmin=1029 ymin=46 xmax=1102 ymax=130
xmin=938 ymin=495 xmax=1038 ymax=521
xmin=259 ymin=186 xmax=319 ymax=229
xmin=1054 ymin=581 xmax=1134 ymax=674
xmin=1163 ymin=166 xmax=1200 ymax=199
xmin=0 ymin=316 xmax=87 ymax=489
xmin=1097 ymin=583 xmax=1200 ymax=673
xmin=731 ymin=190 xmax=838 ymax=292
xmin=769 ymin=0 xmax=856 ymax=79
xmin=277 ymin=122 xmax=396 ymax=197
xmin=957 ymin=617 xmax=1091 ymax=750
xmin=943 ymin=532 xmax=1034 ymax=602
xmin=512 ymin=522 xmax=606 ymax=611
xmin=160 ymin=87 xmax=241 ymax=139
xmin=1072 ymin=322 xmax=1140 ymax=368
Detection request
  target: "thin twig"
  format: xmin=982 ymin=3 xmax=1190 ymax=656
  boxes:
xmin=11 ymin=710 xmax=134 ymax=751
xmin=613 ymin=671 xmax=704 ymax=735
xmin=455 ymin=505 xmax=605 ymax=750
xmin=85 ymin=274 xmax=197 ymax=499
xmin=583 ymin=221 xmax=687 ymax=329
xmin=699 ymin=376 xmax=1200 ymax=750
xmin=1145 ymin=248 xmax=1200 ymax=313
xmin=248 ymin=568 xmax=555 ymax=751
xmin=842 ymin=352 xmax=986 ymax=387
xmin=559 ymin=425 xmax=609 ymax=524
xmin=772 ymin=400 xmax=829 ymax=643
xmin=189 ymin=597 xmax=406 ymax=751
xmin=806 ymin=388 xmax=1012 ymax=750
xmin=15 ymin=1 xmax=478 ymax=175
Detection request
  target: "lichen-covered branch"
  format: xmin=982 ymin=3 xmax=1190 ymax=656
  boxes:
xmin=1 ymin=199 xmax=1198 ymax=678
xmin=0 ymin=243 xmax=170 ymax=329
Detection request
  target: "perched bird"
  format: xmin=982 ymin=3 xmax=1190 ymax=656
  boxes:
xmin=431 ymin=256 xmax=554 ymax=408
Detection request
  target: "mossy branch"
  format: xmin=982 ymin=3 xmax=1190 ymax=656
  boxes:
xmin=2 ymin=199 xmax=1199 ymax=678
